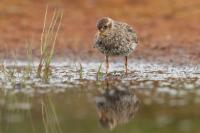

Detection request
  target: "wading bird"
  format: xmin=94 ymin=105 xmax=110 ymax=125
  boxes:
xmin=95 ymin=81 xmax=139 ymax=129
xmin=94 ymin=17 xmax=138 ymax=75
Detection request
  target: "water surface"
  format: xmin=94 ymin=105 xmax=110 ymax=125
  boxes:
xmin=0 ymin=61 xmax=200 ymax=133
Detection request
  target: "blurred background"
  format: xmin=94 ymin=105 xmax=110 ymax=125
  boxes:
xmin=1 ymin=1 xmax=200 ymax=133
xmin=1 ymin=0 xmax=200 ymax=63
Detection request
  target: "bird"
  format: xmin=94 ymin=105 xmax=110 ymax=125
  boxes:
xmin=94 ymin=17 xmax=138 ymax=75
xmin=95 ymin=82 xmax=139 ymax=129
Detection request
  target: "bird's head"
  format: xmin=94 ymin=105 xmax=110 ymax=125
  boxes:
xmin=96 ymin=17 xmax=113 ymax=33
xmin=99 ymin=111 xmax=117 ymax=130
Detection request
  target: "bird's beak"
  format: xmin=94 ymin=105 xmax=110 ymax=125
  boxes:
xmin=99 ymin=28 xmax=104 ymax=33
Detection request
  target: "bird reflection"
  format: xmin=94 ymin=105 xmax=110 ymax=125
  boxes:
xmin=95 ymin=80 xmax=139 ymax=129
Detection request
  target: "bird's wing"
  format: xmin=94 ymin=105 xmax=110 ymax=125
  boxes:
xmin=124 ymin=24 xmax=138 ymax=44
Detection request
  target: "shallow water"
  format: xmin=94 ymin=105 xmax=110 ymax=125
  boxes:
xmin=0 ymin=60 xmax=200 ymax=133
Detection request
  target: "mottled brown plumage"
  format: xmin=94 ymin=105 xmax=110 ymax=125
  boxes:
xmin=95 ymin=84 xmax=139 ymax=129
xmin=94 ymin=17 xmax=138 ymax=74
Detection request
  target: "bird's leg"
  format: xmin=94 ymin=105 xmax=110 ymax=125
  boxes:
xmin=125 ymin=56 xmax=128 ymax=75
xmin=105 ymin=55 xmax=109 ymax=75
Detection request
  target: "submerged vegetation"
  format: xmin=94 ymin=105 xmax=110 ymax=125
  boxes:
xmin=24 ymin=44 xmax=33 ymax=79
xmin=78 ymin=63 xmax=83 ymax=79
xmin=42 ymin=96 xmax=63 ymax=133
xmin=37 ymin=7 xmax=63 ymax=82
xmin=96 ymin=62 xmax=103 ymax=80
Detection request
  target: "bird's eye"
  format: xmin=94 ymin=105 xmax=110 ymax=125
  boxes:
xmin=103 ymin=25 xmax=107 ymax=29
